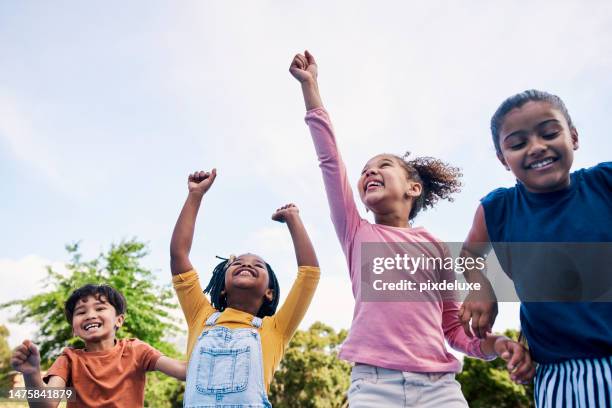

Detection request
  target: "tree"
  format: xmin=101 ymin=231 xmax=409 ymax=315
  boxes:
xmin=0 ymin=239 xmax=185 ymax=407
xmin=269 ymin=322 xmax=351 ymax=408
xmin=458 ymin=329 xmax=535 ymax=408
xmin=0 ymin=325 xmax=12 ymax=390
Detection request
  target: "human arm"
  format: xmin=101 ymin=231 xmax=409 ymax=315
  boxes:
xmin=290 ymin=51 xmax=362 ymax=254
xmin=170 ymin=170 xmax=217 ymax=326
xmin=270 ymin=204 xmax=320 ymax=341
xmin=289 ymin=50 xmax=323 ymax=111
xmin=480 ymin=335 xmax=535 ymax=384
xmin=154 ymin=356 xmax=187 ymax=381
xmin=170 ymin=169 xmax=216 ymax=276
xmin=271 ymin=204 xmax=318 ymax=267
xmin=458 ymin=204 xmax=499 ymax=339
xmin=10 ymin=340 xmax=65 ymax=408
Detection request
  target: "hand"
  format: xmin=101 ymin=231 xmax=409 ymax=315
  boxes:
xmin=188 ymin=169 xmax=216 ymax=195
xmin=10 ymin=340 xmax=41 ymax=375
xmin=272 ymin=203 xmax=300 ymax=223
xmin=459 ymin=284 xmax=498 ymax=339
xmin=494 ymin=337 xmax=535 ymax=384
xmin=289 ymin=50 xmax=318 ymax=84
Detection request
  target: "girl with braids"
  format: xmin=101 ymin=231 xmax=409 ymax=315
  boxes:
xmin=170 ymin=169 xmax=319 ymax=407
xmin=290 ymin=51 xmax=532 ymax=407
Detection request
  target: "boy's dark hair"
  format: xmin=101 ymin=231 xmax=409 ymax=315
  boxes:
xmin=204 ymin=257 xmax=280 ymax=318
xmin=391 ymin=153 xmax=462 ymax=220
xmin=490 ymin=89 xmax=574 ymax=154
xmin=64 ymin=284 xmax=127 ymax=324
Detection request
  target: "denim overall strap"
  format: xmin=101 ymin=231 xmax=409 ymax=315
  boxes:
xmin=251 ymin=316 xmax=263 ymax=328
xmin=184 ymin=312 xmax=272 ymax=408
xmin=205 ymin=311 xmax=222 ymax=326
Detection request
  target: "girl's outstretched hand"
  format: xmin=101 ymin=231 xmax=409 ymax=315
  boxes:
xmin=272 ymin=203 xmax=300 ymax=223
xmin=289 ymin=50 xmax=318 ymax=83
xmin=188 ymin=169 xmax=217 ymax=195
xmin=494 ymin=337 xmax=535 ymax=384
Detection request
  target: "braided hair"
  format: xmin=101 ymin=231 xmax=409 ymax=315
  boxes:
xmin=204 ymin=255 xmax=280 ymax=318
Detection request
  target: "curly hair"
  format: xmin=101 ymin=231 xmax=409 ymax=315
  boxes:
xmin=204 ymin=256 xmax=280 ymax=318
xmin=390 ymin=152 xmax=462 ymax=220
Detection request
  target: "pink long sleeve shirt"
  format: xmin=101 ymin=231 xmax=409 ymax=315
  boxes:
xmin=305 ymin=107 xmax=491 ymax=372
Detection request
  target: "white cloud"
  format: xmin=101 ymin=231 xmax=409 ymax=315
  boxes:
xmin=0 ymin=255 xmax=68 ymax=348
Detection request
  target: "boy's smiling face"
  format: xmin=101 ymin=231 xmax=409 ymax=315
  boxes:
xmin=497 ymin=101 xmax=579 ymax=193
xmin=72 ymin=295 xmax=124 ymax=343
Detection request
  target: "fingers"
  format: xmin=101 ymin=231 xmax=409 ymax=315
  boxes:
xmin=188 ymin=169 xmax=216 ymax=183
xmin=304 ymin=50 xmax=316 ymax=65
xmin=506 ymin=343 xmax=534 ymax=383
xmin=470 ymin=311 xmax=482 ymax=339
xmin=458 ymin=305 xmax=473 ymax=338
xmin=477 ymin=312 xmax=492 ymax=339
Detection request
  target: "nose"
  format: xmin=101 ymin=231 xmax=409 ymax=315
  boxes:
xmin=365 ymin=168 xmax=378 ymax=177
xmin=527 ymin=137 xmax=547 ymax=157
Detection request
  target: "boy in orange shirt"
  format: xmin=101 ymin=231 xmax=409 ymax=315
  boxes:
xmin=10 ymin=284 xmax=186 ymax=408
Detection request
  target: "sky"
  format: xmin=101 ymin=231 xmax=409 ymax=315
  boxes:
xmin=1 ymin=1 xmax=611 ymax=351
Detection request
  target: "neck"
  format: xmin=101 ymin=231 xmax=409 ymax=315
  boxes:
xmin=226 ymin=295 xmax=262 ymax=316
xmin=373 ymin=208 xmax=411 ymax=228
xmin=85 ymin=337 xmax=116 ymax=352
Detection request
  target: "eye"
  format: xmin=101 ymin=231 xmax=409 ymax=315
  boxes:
xmin=255 ymin=263 xmax=265 ymax=269
xmin=543 ymin=132 xmax=559 ymax=139
xmin=96 ymin=307 xmax=105 ymax=311
xmin=381 ymin=162 xmax=391 ymax=168
xmin=360 ymin=169 xmax=367 ymax=175
xmin=510 ymin=143 xmax=526 ymax=150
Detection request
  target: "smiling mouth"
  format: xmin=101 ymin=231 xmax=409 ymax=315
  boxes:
xmin=83 ymin=323 xmax=102 ymax=331
xmin=365 ymin=180 xmax=384 ymax=192
xmin=234 ymin=268 xmax=256 ymax=278
xmin=527 ymin=157 xmax=558 ymax=170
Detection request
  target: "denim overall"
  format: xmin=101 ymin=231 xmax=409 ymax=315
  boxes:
xmin=184 ymin=311 xmax=272 ymax=408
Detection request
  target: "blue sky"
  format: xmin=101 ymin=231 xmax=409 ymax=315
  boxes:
xmin=1 ymin=1 xmax=611 ymax=349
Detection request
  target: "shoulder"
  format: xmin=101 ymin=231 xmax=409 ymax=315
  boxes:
xmin=480 ymin=186 xmax=515 ymax=207
xmin=574 ymin=162 xmax=612 ymax=186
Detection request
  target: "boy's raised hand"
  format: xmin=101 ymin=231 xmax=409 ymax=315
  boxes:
xmin=11 ymin=340 xmax=41 ymax=375
xmin=272 ymin=203 xmax=300 ymax=223
xmin=188 ymin=169 xmax=216 ymax=196
xmin=290 ymin=50 xmax=318 ymax=83
xmin=494 ymin=338 xmax=535 ymax=384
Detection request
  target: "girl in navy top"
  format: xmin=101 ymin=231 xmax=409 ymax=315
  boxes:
xmin=460 ymin=90 xmax=611 ymax=407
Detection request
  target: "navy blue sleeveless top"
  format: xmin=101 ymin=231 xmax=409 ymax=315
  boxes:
xmin=481 ymin=162 xmax=612 ymax=363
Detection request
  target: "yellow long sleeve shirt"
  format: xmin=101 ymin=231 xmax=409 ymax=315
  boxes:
xmin=173 ymin=266 xmax=320 ymax=392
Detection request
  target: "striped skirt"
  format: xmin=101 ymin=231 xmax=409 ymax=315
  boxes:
xmin=534 ymin=356 xmax=612 ymax=407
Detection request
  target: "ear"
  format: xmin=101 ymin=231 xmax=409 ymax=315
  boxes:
xmin=497 ymin=152 xmax=510 ymax=171
xmin=264 ymin=288 xmax=274 ymax=303
xmin=114 ymin=314 xmax=125 ymax=331
xmin=404 ymin=181 xmax=422 ymax=199
xmin=570 ymin=127 xmax=579 ymax=150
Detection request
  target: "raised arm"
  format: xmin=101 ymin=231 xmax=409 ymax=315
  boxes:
xmin=289 ymin=50 xmax=323 ymax=111
xmin=11 ymin=340 xmax=64 ymax=408
xmin=271 ymin=204 xmax=318 ymax=267
xmin=458 ymin=204 xmax=498 ymax=339
xmin=290 ymin=51 xmax=362 ymax=256
xmin=170 ymin=169 xmax=217 ymax=275
xmin=270 ymin=204 xmax=320 ymax=340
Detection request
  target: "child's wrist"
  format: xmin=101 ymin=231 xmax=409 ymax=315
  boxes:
xmin=188 ymin=190 xmax=205 ymax=199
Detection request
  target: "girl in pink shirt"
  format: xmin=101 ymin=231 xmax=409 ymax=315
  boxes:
xmin=290 ymin=51 xmax=533 ymax=407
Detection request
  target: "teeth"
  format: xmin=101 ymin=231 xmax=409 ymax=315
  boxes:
xmin=366 ymin=181 xmax=383 ymax=189
xmin=84 ymin=323 xmax=100 ymax=331
xmin=530 ymin=158 xmax=554 ymax=169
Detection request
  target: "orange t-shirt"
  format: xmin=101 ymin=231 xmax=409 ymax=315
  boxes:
xmin=43 ymin=338 xmax=161 ymax=408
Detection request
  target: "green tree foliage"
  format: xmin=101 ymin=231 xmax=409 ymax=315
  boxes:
xmin=458 ymin=329 xmax=535 ymax=408
xmin=0 ymin=325 xmax=12 ymax=390
xmin=0 ymin=240 xmax=185 ymax=407
xmin=269 ymin=322 xmax=351 ymax=408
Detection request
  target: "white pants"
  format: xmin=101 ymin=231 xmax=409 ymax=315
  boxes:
xmin=348 ymin=364 xmax=468 ymax=407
